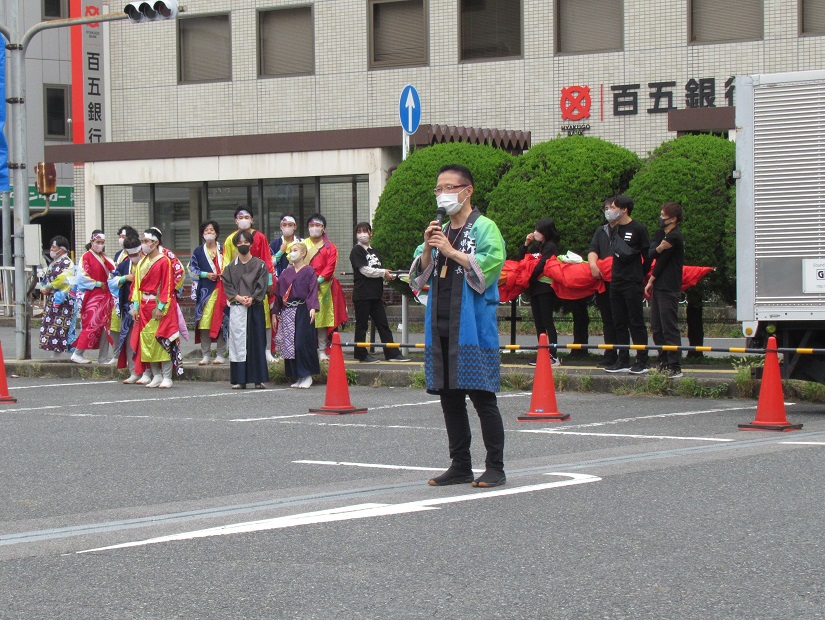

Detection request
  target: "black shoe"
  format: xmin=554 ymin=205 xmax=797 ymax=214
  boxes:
xmin=388 ymin=355 xmax=410 ymax=362
xmin=629 ymin=362 xmax=649 ymax=375
xmin=358 ymin=355 xmax=381 ymax=363
xmin=471 ymin=470 xmax=507 ymax=488
xmin=604 ymin=361 xmax=631 ymax=373
xmin=428 ymin=468 xmax=475 ymax=486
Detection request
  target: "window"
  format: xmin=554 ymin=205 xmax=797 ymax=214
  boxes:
xmin=43 ymin=0 xmax=68 ymax=20
xmin=369 ymin=0 xmax=428 ymax=69
xmin=178 ymin=15 xmax=232 ymax=84
xmin=555 ymin=0 xmax=623 ymax=54
xmin=801 ymin=0 xmax=825 ymax=35
xmin=44 ymin=85 xmax=70 ymax=140
xmin=259 ymin=7 xmax=315 ymax=77
xmin=690 ymin=0 xmax=763 ymax=44
xmin=460 ymin=0 xmax=522 ymax=61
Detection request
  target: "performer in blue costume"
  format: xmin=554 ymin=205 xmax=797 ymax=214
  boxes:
xmin=410 ymin=164 xmax=507 ymax=488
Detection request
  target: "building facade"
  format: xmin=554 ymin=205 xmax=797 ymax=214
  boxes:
xmin=46 ymin=0 xmax=825 ymax=265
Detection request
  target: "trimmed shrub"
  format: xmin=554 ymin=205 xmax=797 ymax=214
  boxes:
xmin=627 ymin=134 xmax=736 ymax=301
xmin=372 ymin=142 xmax=514 ymax=276
xmin=486 ymin=136 xmax=640 ymax=258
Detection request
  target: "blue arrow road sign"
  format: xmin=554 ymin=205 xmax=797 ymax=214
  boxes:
xmin=399 ymin=84 xmax=421 ymax=135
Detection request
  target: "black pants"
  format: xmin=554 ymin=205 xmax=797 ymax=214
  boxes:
xmin=595 ymin=284 xmax=618 ymax=363
xmin=567 ymin=298 xmax=590 ymax=353
xmin=530 ymin=292 xmax=557 ymax=356
xmin=650 ymin=289 xmax=681 ymax=369
xmin=609 ymin=280 xmax=648 ymax=365
xmin=354 ymin=298 xmax=401 ymax=360
xmin=439 ymin=336 xmax=504 ymax=472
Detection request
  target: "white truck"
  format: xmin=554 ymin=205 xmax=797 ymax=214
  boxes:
xmin=736 ymin=69 xmax=825 ymax=382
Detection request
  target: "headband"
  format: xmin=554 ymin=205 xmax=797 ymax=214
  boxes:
xmin=308 ymin=218 xmax=324 ymax=226
xmin=51 ymin=242 xmax=69 ymax=252
xmin=141 ymin=232 xmax=159 ymax=242
xmin=281 ymin=216 xmax=296 ymax=225
xmin=91 ymin=233 xmax=105 ymax=241
xmin=125 ymin=244 xmax=143 ymax=255
xmin=236 ymin=210 xmax=251 ymax=218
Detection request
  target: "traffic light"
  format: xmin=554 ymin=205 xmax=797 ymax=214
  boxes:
xmin=124 ymin=1 xmax=179 ymax=22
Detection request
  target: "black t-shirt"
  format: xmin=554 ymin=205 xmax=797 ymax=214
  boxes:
xmin=648 ymin=227 xmax=685 ymax=292
xmin=435 ymin=225 xmax=464 ymax=337
xmin=588 ymin=224 xmax=613 ymax=260
xmin=350 ymin=244 xmax=385 ymax=301
xmin=609 ymin=219 xmax=651 ymax=283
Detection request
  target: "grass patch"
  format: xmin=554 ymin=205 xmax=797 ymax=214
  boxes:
xmin=409 ymin=370 xmax=426 ymax=389
xmin=500 ymin=371 xmax=533 ymax=391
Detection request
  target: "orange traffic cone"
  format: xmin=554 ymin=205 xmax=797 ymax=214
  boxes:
xmin=518 ymin=333 xmax=569 ymax=422
xmin=309 ymin=331 xmax=367 ymax=415
xmin=738 ymin=336 xmax=802 ymax=432
xmin=0 ymin=341 xmax=18 ymax=404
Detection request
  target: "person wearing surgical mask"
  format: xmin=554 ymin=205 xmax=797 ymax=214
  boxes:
xmin=110 ymin=234 xmax=142 ymax=378
xmin=71 ymin=230 xmax=116 ymax=365
xmin=269 ymin=213 xmax=303 ymax=277
xmin=113 ymin=225 xmax=138 ymax=265
xmin=411 ymin=164 xmax=507 ymax=489
xmin=127 ymin=230 xmax=182 ymax=389
xmin=517 ymin=218 xmax=562 ymax=368
xmin=38 ymin=236 xmax=76 ymax=357
xmin=304 ymin=213 xmax=348 ymax=362
xmin=189 ymin=220 xmax=228 ymax=366
xmin=220 ymin=206 xmax=277 ymax=363
xmin=349 ymin=222 xmax=409 ymax=363
xmin=273 ymin=241 xmax=320 ymax=388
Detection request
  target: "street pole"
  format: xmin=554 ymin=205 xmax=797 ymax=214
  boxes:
xmin=2 ymin=6 xmax=127 ymax=360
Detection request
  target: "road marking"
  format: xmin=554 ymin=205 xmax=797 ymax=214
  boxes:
xmin=77 ymin=473 xmax=601 ymax=553
xmin=520 ymin=430 xmax=733 ymax=442
xmin=231 ymin=414 xmax=314 ymax=422
xmin=293 ymin=460 xmax=484 ymax=473
xmin=561 ymin=406 xmax=759 ymax=429
xmin=10 ymin=380 xmax=119 ymax=390
xmin=779 ymin=441 xmax=825 ymax=446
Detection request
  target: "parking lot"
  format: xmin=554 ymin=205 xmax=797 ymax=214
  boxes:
xmin=1 ymin=378 xmax=824 ymax=619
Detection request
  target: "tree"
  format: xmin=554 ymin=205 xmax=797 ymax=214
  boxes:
xmin=486 ymin=136 xmax=640 ymax=258
xmin=371 ymin=142 xmax=514 ymax=275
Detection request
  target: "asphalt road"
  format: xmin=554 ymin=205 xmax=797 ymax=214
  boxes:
xmin=1 ymin=378 xmax=824 ymax=619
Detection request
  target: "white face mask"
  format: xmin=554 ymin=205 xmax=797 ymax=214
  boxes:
xmin=141 ymin=242 xmax=154 ymax=255
xmin=203 ymin=233 xmax=216 ymax=243
xmin=288 ymin=251 xmax=302 ymax=263
xmin=356 ymin=233 xmax=370 ymax=244
xmin=49 ymin=249 xmax=60 ymax=260
xmin=436 ymin=190 xmax=467 ymax=216
xmin=308 ymin=226 xmax=324 ymax=239
xmin=237 ymin=218 xmax=252 ymax=230
xmin=129 ymin=254 xmax=142 ymax=264
xmin=605 ymin=209 xmax=622 ymax=223
xmin=92 ymin=242 xmax=105 ymax=254
xmin=281 ymin=226 xmax=295 ymax=237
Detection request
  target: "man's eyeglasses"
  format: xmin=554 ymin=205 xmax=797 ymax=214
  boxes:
xmin=433 ymin=184 xmax=468 ymax=196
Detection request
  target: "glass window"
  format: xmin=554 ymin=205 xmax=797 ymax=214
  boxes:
xmin=690 ymin=0 xmax=763 ymax=43
xmin=178 ymin=15 xmax=232 ymax=84
xmin=460 ymin=0 xmax=522 ymax=61
xmin=44 ymin=85 xmax=70 ymax=140
xmin=264 ymin=178 xmax=318 ymax=239
xmin=369 ymin=0 xmax=428 ymax=69
xmin=259 ymin=7 xmax=315 ymax=77
xmin=206 ymin=181 xmax=261 ymax=244
xmin=555 ymin=0 xmax=623 ymax=54
xmin=801 ymin=0 xmax=825 ymax=35
xmin=153 ymin=184 xmax=204 ymax=256
xmin=43 ymin=0 xmax=67 ymax=20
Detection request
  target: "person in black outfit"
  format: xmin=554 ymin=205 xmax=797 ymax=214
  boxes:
xmin=587 ymin=198 xmax=621 ymax=367
xmin=645 ymin=202 xmax=685 ymax=378
xmin=349 ymin=222 xmax=410 ymax=363
xmin=604 ymin=195 xmax=652 ymax=374
xmin=518 ymin=218 xmax=561 ymax=366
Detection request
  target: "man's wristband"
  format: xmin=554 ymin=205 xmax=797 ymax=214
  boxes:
xmin=156 ymin=301 xmax=166 ymax=311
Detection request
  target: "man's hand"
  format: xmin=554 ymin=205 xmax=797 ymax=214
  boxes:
xmin=589 ymin=262 xmax=602 ymax=280
xmin=152 ymin=308 xmax=164 ymax=321
xmin=206 ymin=272 xmax=219 ymax=281
xmin=309 ymin=308 xmax=316 ymax=324
xmin=423 ymin=220 xmax=441 ymax=248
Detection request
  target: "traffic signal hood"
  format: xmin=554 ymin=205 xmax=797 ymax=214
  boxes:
xmin=124 ymin=1 xmax=179 ymax=22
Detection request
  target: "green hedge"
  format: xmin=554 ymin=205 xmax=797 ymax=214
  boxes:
xmin=371 ymin=142 xmax=514 ymax=274
xmin=627 ymin=134 xmax=736 ymax=301
xmin=486 ymin=136 xmax=640 ymax=258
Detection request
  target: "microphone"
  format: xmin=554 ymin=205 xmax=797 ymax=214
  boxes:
xmin=435 ymin=206 xmax=447 ymax=224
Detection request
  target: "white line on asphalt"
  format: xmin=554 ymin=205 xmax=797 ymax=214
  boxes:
xmin=231 ymin=414 xmax=314 ymax=422
xmin=292 ymin=460 xmax=484 ymax=473
xmin=520 ymin=429 xmax=734 ymax=442
xmin=561 ymin=406 xmax=759 ymax=429
xmin=779 ymin=441 xmax=825 ymax=446
xmin=10 ymin=380 xmax=120 ymax=390
xmin=77 ymin=472 xmax=601 ymax=553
